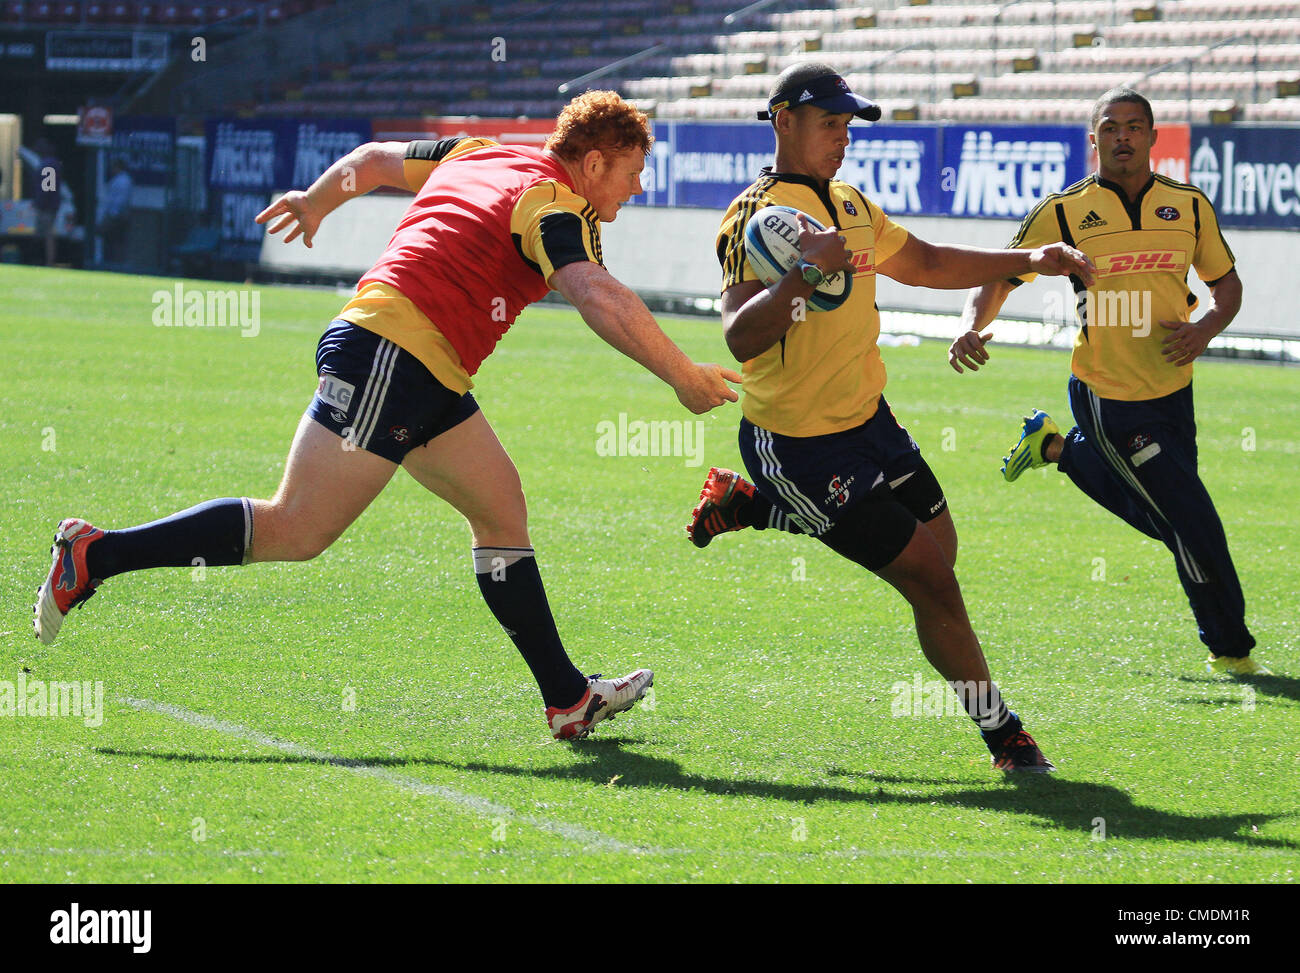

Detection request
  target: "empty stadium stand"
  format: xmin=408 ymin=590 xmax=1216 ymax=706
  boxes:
xmin=1 ymin=1 xmax=335 ymax=29
xmin=23 ymin=1 xmax=1292 ymax=126
xmin=230 ymin=0 xmax=1300 ymax=125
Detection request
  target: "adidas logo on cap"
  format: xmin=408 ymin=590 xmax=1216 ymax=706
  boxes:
xmin=798 ymin=89 xmax=814 ymax=102
xmin=1078 ymin=210 xmax=1107 ymax=229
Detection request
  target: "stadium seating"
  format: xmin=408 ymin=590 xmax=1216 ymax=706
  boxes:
xmin=0 ymin=0 xmax=330 ymax=27
xmin=222 ymin=0 xmax=1300 ymax=126
xmin=652 ymin=0 xmax=1300 ymax=124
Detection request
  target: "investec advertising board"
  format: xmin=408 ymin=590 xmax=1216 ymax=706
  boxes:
xmin=635 ymin=121 xmax=1090 ymax=221
xmin=1189 ymin=127 xmax=1300 ymax=231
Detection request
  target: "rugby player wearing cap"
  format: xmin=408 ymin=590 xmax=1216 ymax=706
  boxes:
xmin=686 ymin=63 xmax=1097 ymax=772
xmin=34 ymin=91 xmax=741 ymax=741
xmin=950 ymin=87 xmax=1268 ymax=677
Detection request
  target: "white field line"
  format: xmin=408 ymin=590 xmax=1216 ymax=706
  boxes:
xmin=120 ymin=695 xmax=666 ymax=856
xmin=5 ymin=845 xmax=1293 ymax=862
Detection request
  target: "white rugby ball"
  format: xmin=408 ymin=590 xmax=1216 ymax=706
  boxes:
xmin=743 ymin=204 xmax=852 ymax=312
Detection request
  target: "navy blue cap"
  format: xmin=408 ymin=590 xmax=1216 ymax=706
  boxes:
xmin=758 ymin=66 xmax=881 ymax=122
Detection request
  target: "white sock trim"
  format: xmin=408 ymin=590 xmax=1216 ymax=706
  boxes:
xmin=472 ymin=546 xmax=535 ymax=574
xmin=240 ymin=497 xmax=255 ymax=565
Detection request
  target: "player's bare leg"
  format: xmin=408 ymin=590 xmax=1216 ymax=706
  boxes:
xmin=917 ymin=508 xmax=958 ymax=568
xmin=869 ymin=524 xmax=1054 ymax=772
xmin=400 ymin=410 xmax=529 ymax=547
xmin=873 ymin=525 xmax=987 ymax=686
xmin=248 ymin=413 xmax=398 ymax=562
xmin=34 ymin=412 xmax=398 ymax=644
xmin=402 ymin=411 xmax=652 ymax=738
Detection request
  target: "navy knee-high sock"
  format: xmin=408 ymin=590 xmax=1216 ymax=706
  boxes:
xmin=739 ymin=493 xmax=804 ymax=532
xmin=472 ymin=547 xmax=587 ymax=709
xmin=85 ymin=498 xmax=253 ymax=580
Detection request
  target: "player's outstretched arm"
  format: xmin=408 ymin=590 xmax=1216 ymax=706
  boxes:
xmin=255 ymin=141 xmax=411 ymax=248
xmin=950 ymin=280 xmax=1016 ymax=374
xmin=880 ymin=237 xmax=1096 ymax=290
xmin=550 ymin=261 xmax=741 ymax=415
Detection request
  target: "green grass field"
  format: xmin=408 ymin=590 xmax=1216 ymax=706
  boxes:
xmin=2 ymin=264 xmax=1297 ymax=883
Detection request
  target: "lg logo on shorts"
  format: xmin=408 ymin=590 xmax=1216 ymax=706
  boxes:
xmin=317 ymin=375 xmax=356 ymax=412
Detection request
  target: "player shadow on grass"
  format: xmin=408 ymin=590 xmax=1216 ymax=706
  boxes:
xmin=405 ymin=745 xmax=1300 ymax=852
xmin=93 ymin=744 xmax=1298 ymax=851
xmin=1171 ymin=672 xmax=1300 ymax=705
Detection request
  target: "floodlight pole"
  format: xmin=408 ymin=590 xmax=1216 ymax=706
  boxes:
xmin=1134 ymin=34 xmax=1256 ymax=123
xmin=992 ymin=0 xmax=1037 ymax=68
xmin=723 ymin=0 xmax=785 ymax=27
xmin=862 ymin=40 xmax=938 ymax=109
xmin=557 ymin=44 xmax=668 ymax=96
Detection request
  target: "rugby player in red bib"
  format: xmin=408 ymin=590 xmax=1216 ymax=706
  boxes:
xmin=34 ymin=91 xmax=740 ymax=741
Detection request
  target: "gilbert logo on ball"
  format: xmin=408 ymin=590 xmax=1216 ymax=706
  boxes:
xmin=743 ymin=205 xmax=852 ymax=312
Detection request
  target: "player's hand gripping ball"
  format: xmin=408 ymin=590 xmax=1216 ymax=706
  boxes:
xmin=743 ymin=204 xmax=852 ymax=312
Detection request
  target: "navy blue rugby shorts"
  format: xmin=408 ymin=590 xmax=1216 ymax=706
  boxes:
xmin=306 ymin=319 xmax=480 ymax=463
xmin=738 ymin=397 xmax=947 ymax=538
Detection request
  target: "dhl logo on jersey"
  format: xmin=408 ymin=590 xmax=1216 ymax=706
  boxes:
xmin=850 ymin=249 xmax=875 ymax=277
xmin=1096 ymin=249 xmax=1188 ymax=276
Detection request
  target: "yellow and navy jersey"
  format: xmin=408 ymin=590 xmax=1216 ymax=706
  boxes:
xmin=716 ymin=169 xmax=910 ymax=438
xmin=340 ymin=137 xmax=602 ymax=392
xmin=1009 ymin=172 xmax=1235 ymax=401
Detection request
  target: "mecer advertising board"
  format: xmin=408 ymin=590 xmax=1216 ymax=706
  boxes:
xmin=206 ymin=118 xmax=371 ymax=260
xmin=634 ymin=121 xmax=1089 ymax=221
xmin=940 ymin=125 xmax=1089 ymax=219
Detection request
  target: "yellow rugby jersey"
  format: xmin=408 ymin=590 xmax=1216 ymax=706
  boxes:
xmin=337 ymin=281 xmax=473 ymax=394
xmin=717 ymin=170 xmax=910 ymax=437
xmin=1009 ymin=172 xmax=1235 ymax=401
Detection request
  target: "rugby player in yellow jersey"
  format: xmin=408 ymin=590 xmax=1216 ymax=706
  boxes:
xmin=950 ymin=87 xmax=1269 ymax=678
xmin=686 ymin=63 xmax=1096 ymax=772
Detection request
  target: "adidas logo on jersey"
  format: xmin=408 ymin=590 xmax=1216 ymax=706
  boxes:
xmin=1078 ymin=210 xmax=1107 ymax=229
